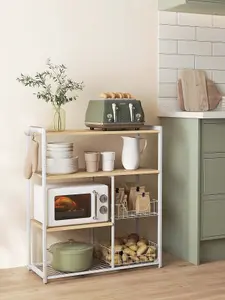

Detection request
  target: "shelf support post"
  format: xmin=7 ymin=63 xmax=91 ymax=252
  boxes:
xmin=41 ymin=128 xmax=48 ymax=283
xmin=26 ymin=131 xmax=32 ymax=270
xmin=157 ymin=126 xmax=163 ymax=268
xmin=111 ymin=176 xmax=115 ymax=269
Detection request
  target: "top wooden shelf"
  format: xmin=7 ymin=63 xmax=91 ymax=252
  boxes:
xmin=46 ymin=128 xmax=159 ymax=136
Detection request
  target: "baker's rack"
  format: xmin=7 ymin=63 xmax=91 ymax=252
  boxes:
xmin=26 ymin=125 xmax=162 ymax=284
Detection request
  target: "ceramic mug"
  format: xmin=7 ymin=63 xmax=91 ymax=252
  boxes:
xmin=101 ymin=152 xmax=115 ymax=171
xmin=84 ymin=151 xmax=100 ymax=172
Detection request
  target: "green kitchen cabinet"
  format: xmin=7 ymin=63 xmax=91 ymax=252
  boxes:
xmin=161 ymin=118 xmax=225 ymax=265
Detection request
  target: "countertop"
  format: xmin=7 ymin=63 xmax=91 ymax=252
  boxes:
xmin=158 ymin=110 xmax=225 ymax=119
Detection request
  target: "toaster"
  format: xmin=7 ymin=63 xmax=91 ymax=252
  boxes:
xmin=85 ymin=99 xmax=145 ymax=130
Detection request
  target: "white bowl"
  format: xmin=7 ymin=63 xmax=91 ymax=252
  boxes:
xmin=47 ymin=142 xmax=73 ymax=149
xmin=47 ymin=150 xmax=73 ymax=159
xmin=47 ymin=157 xmax=78 ymax=165
xmin=46 ymin=157 xmax=79 ymax=174
xmin=47 ymin=146 xmax=73 ymax=151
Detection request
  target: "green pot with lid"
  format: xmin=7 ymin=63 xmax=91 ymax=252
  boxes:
xmin=49 ymin=239 xmax=94 ymax=272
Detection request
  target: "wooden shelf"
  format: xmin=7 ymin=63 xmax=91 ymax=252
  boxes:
xmin=46 ymin=128 xmax=159 ymax=136
xmin=31 ymin=219 xmax=113 ymax=232
xmin=35 ymin=168 xmax=159 ymax=180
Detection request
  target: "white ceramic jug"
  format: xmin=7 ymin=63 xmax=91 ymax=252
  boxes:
xmin=121 ymin=136 xmax=148 ymax=170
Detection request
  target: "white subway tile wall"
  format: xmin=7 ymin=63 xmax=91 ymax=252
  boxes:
xmin=178 ymin=13 xmax=212 ymax=27
xmin=213 ymin=43 xmax=225 ymax=56
xmin=159 ymin=69 xmax=177 ymax=83
xmin=197 ymin=27 xmax=225 ymax=42
xmin=159 ymin=83 xmax=177 ymax=98
xmin=159 ymin=54 xmax=194 ymax=69
xmin=159 ymin=11 xmax=177 ymax=25
xmin=213 ymin=16 xmax=225 ymax=29
xmin=159 ymin=25 xmax=195 ymax=40
xmin=212 ymin=71 xmax=225 ymax=83
xmin=195 ymin=56 xmax=225 ymax=70
xmin=159 ymin=40 xmax=177 ymax=54
xmin=158 ymin=11 xmax=225 ymax=112
xmin=178 ymin=41 xmax=211 ymax=56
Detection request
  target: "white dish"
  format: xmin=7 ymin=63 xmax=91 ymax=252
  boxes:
xmin=46 ymin=157 xmax=79 ymax=175
xmin=47 ymin=148 xmax=73 ymax=152
xmin=47 ymin=146 xmax=73 ymax=150
xmin=47 ymin=166 xmax=78 ymax=175
xmin=47 ymin=150 xmax=73 ymax=159
xmin=47 ymin=142 xmax=73 ymax=149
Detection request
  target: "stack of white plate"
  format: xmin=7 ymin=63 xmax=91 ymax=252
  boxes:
xmin=46 ymin=143 xmax=78 ymax=174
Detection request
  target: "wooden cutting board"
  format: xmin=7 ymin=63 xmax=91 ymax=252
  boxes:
xmin=178 ymin=78 xmax=222 ymax=111
xmin=180 ymin=70 xmax=209 ymax=112
xmin=207 ymin=79 xmax=222 ymax=110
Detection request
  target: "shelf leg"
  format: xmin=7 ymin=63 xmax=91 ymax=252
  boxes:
xmin=41 ymin=128 xmax=48 ymax=284
xmin=135 ymin=174 xmax=140 ymax=235
xmin=111 ymin=176 xmax=115 ymax=269
xmin=157 ymin=126 xmax=163 ymax=268
xmin=26 ymin=133 xmax=31 ymax=271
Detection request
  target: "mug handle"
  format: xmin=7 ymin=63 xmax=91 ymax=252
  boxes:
xmin=140 ymin=138 xmax=148 ymax=154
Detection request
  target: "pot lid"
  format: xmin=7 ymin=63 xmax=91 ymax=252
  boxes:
xmin=49 ymin=239 xmax=93 ymax=253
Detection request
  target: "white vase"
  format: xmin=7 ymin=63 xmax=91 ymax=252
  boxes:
xmin=121 ymin=136 xmax=147 ymax=170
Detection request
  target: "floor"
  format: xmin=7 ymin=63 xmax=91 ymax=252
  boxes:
xmin=1 ymin=256 xmax=225 ymax=300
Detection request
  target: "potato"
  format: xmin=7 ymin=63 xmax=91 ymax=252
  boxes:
xmin=150 ymin=253 xmax=157 ymax=259
xmin=137 ymin=244 xmax=148 ymax=256
xmin=123 ymin=248 xmax=136 ymax=257
xmin=115 ymin=245 xmax=124 ymax=253
xmin=122 ymin=253 xmax=128 ymax=263
xmin=109 ymin=245 xmax=124 ymax=253
xmin=147 ymin=254 xmax=156 ymax=261
xmin=115 ymin=257 xmax=122 ymax=266
xmin=140 ymin=255 xmax=149 ymax=262
xmin=139 ymin=237 xmax=148 ymax=244
xmin=125 ymin=240 xmax=136 ymax=247
xmin=129 ymin=244 xmax=138 ymax=252
xmin=137 ymin=241 xmax=147 ymax=247
xmin=106 ymin=253 xmax=122 ymax=265
xmin=125 ymin=242 xmax=134 ymax=248
xmin=148 ymin=256 xmax=155 ymax=262
xmin=128 ymin=233 xmax=139 ymax=242
xmin=150 ymin=246 xmax=157 ymax=252
xmin=106 ymin=253 xmax=120 ymax=261
xmin=146 ymin=246 xmax=156 ymax=256
xmin=124 ymin=258 xmax=133 ymax=265
xmin=130 ymin=256 xmax=140 ymax=263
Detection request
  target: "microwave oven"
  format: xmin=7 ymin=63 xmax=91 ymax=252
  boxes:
xmin=33 ymin=183 xmax=109 ymax=227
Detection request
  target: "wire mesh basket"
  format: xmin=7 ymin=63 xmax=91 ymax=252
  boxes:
xmin=96 ymin=240 xmax=157 ymax=267
xmin=115 ymin=199 xmax=158 ymax=220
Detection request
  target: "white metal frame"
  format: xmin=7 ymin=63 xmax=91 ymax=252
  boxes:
xmin=26 ymin=125 xmax=162 ymax=284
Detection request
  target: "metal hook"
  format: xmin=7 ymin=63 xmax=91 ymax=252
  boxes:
xmin=24 ymin=130 xmax=36 ymax=141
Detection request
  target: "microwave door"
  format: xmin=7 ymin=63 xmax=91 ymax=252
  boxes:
xmin=53 ymin=193 xmax=93 ymax=226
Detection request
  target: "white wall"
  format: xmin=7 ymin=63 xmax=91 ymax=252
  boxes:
xmin=158 ymin=11 xmax=225 ymax=113
xmin=0 ymin=0 xmax=158 ymax=268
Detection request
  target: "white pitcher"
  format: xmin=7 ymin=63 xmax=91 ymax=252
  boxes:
xmin=121 ymin=136 xmax=148 ymax=170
